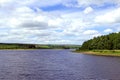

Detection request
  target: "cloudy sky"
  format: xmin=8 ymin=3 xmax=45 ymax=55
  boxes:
xmin=0 ymin=0 xmax=120 ymax=44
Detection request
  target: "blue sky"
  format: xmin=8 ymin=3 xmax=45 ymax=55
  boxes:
xmin=0 ymin=0 xmax=120 ymax=44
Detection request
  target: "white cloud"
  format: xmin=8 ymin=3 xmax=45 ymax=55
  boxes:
xmin=83 ymin=7 xmax=93 ymax=14
xmin=0 ymin=0 xmax=12 ymax=4
xmin=48 ymin=18 xmax=63 ymax=26
xmin=94 ymin=7 xmax=120 ymax=24
xmin=104 ymin=29 xmax=113 ymax=33
xmin=15 ymin=6 xmax=34 ymax=13
xmin=83 ymin=30 xmax=99 ymax=35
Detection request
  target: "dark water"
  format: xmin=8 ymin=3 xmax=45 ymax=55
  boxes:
xmin=0 ymin=49 xmax=120 ymax=80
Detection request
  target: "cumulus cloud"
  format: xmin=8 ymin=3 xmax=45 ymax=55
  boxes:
xmin=94 ymin=7 xmax=120 ymax=24
xmin=83 ymin=6 xmax=93 ymax=14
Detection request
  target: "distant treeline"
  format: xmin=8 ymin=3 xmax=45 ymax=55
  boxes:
xmin=0 ymin=43 xmax=80 ymax=49
xmin=47 ymin=45 xmax=80 ymax=49
xmin=0 ymin=43 xmax=36 ymax=49
xmin=79 ymin=32 xmax=120 ymax=50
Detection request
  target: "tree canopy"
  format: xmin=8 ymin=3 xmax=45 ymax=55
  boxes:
xmin=80 ymin=32 xmax=120 ymax=50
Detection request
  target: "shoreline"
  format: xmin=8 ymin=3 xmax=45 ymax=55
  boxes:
xmin=75 ymin=50 xmax=120 ymax=57
xmin=0 ymin=49 xmax=38 ymax=50
xmin=0 ymin=48 xmax=65 ymax=50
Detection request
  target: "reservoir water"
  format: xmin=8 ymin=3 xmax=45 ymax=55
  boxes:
xmin=0 ymin=49 xmax=120 ymax=80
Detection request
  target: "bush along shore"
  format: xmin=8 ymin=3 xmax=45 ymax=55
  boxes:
xmin=77 ymin=32 xmax=120 ymax=57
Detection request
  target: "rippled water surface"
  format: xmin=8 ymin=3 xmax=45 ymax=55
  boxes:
xmin=0 ymin=49 xmax=120 ymax=80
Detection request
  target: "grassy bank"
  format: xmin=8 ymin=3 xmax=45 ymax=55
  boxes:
xmin=76 ymin=50 xmax=120 ymax=57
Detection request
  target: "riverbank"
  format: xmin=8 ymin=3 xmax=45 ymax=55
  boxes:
xmin=0 ymin=49 xmax=38 ymax=50
xmin=75 ymin=50 xmax=120 ymax=57
xmin=0 ymin=48 xmax=65 ymax=50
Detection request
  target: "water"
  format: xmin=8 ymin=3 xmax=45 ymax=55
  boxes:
xmin=0 ymin=49 xmax=120 ymax=80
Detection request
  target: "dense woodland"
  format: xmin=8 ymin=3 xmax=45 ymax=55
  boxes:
xmin=0 ymin=43 xmax=36 ymax=49
xmin=80 ymin=32 xmax=120 ymax=50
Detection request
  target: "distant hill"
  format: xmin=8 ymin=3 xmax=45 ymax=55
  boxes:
xmin=80 ymin=32 xmax=120 ymax=50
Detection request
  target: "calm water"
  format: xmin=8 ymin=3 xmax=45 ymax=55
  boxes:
xmin=0 ymin=49 xmax=120 ymax=80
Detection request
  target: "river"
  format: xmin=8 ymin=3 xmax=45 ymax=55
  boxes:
xmin=0 ymin=49 xmax=120 ymax=80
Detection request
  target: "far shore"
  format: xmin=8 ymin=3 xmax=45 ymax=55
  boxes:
xmin=0 ymin=48 xmax=66 ymax=50
xmin=0 ymin=49 xmax=38 ymax=50
xmin=75 ymin=50 xmax=120 ymax=57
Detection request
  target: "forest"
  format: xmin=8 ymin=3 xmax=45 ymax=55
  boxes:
xmin=79 ymin=32 xmax=120 ymax=50
xmin=0 ymin=43 xmax=36 ymax=49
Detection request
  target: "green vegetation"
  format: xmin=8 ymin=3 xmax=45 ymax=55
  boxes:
xmin=79 ymin=32 xmax=120 ymax=50
xmin=0 ymin=43 xmax=36 ymax=49
xmin=76 ymin=50 xmax=120 ymax=57
xmin=77 ymin=32 xmax=120 ymax=56
xmin=0 ymin=43 xmax=80 ymax=49
xmin=47 ymin=45 xmax=80 ymax=49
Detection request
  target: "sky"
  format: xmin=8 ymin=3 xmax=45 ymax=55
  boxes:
xmin=0 ymin=0 xmax=120 ymax=45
